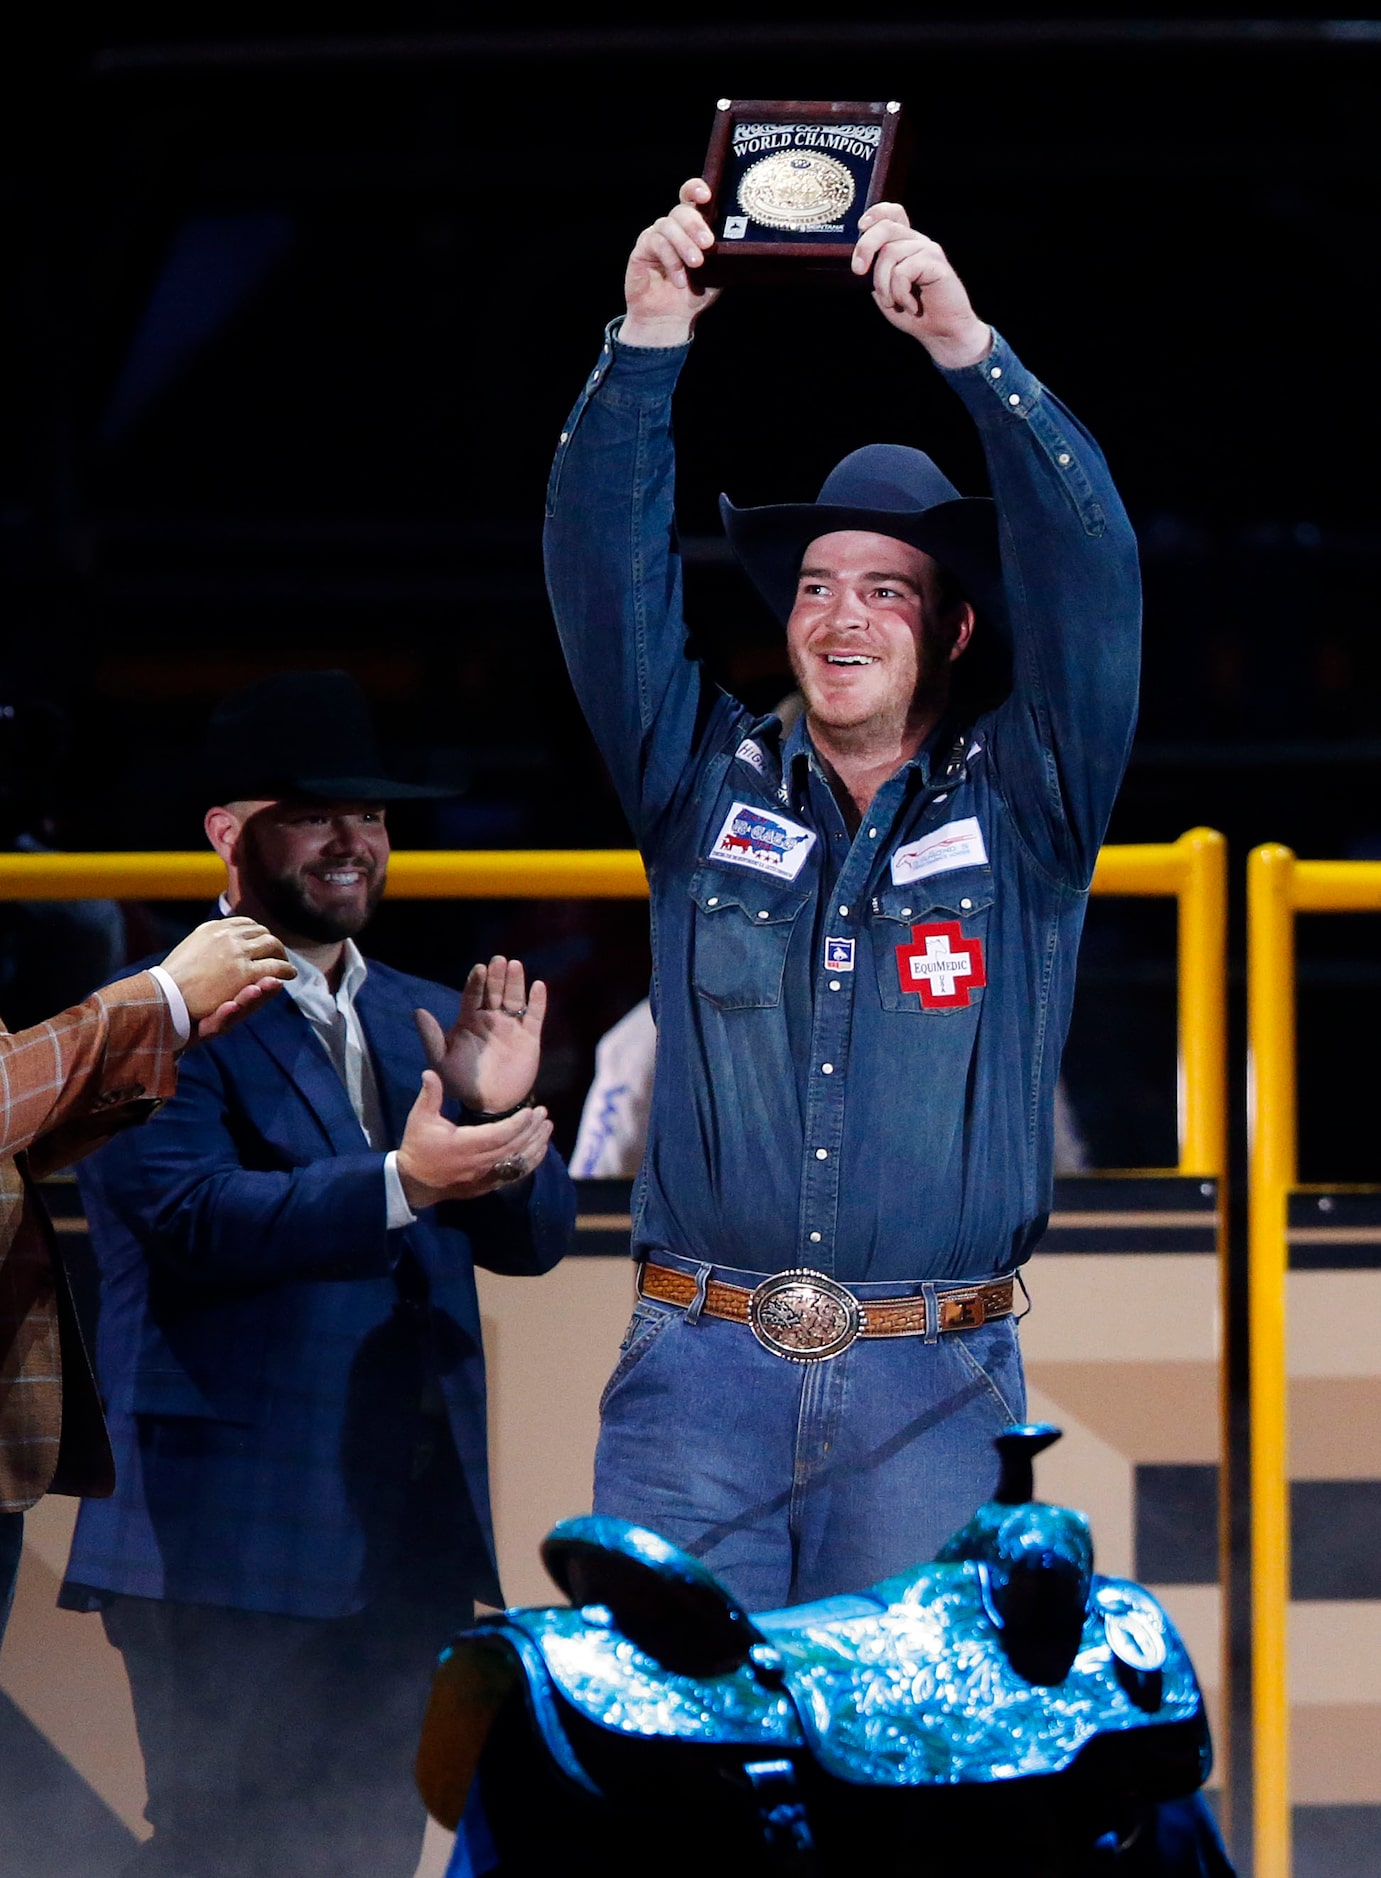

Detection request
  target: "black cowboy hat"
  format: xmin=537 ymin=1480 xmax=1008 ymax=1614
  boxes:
xmin=203 ymin=669 xmax=456 ymax=804
xmin=719 ymin=444 xmax=1013 ymax=713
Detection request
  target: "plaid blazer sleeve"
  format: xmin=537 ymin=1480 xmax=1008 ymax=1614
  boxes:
xmin=0 ymin=972 xmax=181 ymax=1511
xmin=0 ymin=972 xmax=181 ymax=1164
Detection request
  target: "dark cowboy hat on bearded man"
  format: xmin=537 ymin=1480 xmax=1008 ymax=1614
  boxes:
xmin=719 ymin=443 xmax=1013 ymax=715
xmin=204 ymin=669 xmax=457 ymax=804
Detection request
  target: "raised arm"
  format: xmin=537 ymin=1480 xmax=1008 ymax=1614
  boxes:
xmin=543 ymin=179 xmax=739 ymax=846
xmin=855 ymin=208 xmax=1141 ymax=886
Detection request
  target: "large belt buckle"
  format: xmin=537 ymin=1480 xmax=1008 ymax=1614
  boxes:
xmin=746 ymin=1269 xmax=864 ymax=1363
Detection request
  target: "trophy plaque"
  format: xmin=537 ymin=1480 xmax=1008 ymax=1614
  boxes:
xmin=700 ymin=99 xmax=908 ymax=284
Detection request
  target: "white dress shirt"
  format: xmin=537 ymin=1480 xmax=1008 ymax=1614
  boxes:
xmin=280 ymin=939 xmax=416 ymax=1229
xmin=212 ymin=897 xmax=414 ymax=1226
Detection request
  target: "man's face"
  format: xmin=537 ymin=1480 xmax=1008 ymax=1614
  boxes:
xmin=785 ymin=531 xmax=963 ymax=736
xmin=234 ymin=800 xmax=390 ymax=944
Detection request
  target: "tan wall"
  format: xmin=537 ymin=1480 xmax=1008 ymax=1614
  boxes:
xmin=1286 ymin=1269 xmax=1381 ymax=1804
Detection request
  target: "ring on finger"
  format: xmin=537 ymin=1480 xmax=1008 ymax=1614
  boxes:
xmin=491 ymin=1156 xmax=526 ymax=1184
xmin=501 ymin=1004 xmax=528 ymax=1019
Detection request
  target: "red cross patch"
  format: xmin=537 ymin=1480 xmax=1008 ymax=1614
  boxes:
xmin=894 ymin=920 xmax=988 ymax=1009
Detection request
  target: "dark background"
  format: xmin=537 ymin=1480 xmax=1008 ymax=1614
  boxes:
xmin=0 ymin=13 xmax=1377 ymax=1174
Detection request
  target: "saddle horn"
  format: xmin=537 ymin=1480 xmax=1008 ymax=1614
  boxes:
xmin=541 ymin=1516 xmax=766 ymax=1679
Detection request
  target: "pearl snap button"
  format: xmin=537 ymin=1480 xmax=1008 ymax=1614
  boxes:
xmin=757 ymin=911 xmax=770 ymax=920
xmin=559 ymin=431 xmax=569 ymax=443
xmin=901 ymin=907 xmax=912 ymax=917
xmin=838 ymin=905 xmax=849 ymax=917
xmin=868 ymin=827 xmax=878 ymax=838
xmin=821 ymin=1063 xmax=834 ymax=1074
xmin=810 ymin=1231 xmax=822 ymax=1243
xmin=707 ymin=897 xmax=718 ymax=907
xmin=990 ymin=366 xmax=1002 ymax=378
xmin=1008 ymin=393 xmax=1021 ymax=406
xmin=815 ymin=1148 xmax=828 ymax=1160
xmin=961 ymin=898 xmax=972 ymax=910
xmin=1058 ymin=452 xmax=1071 ymax=466
xmin=829 ymin=979 xmax=841 ymax=991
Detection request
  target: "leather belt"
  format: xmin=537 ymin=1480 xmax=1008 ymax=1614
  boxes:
xmin=637 ymin=1261 xmax=1015 ymax=1364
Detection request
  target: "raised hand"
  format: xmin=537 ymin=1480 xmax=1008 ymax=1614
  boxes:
xmin=851 ymin=204 xmax=991 ymax=369
xmin=396 ymin=1071 xmax=554 ymax=1208
xmin=622 ymin=177 xmax=723 ymax=347
xmin=161 ymin=917 xmax=295 ymax=1040
xmin=414 ymin=955 xmax=546 ymax=1117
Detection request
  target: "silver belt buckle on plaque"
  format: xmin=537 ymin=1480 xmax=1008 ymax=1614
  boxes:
xmin=746 ymin=1269 xmax=864 ymax=1362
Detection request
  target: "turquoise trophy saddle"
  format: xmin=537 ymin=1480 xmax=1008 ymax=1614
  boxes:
xmin=418 ymin=1428 xmax=1232 ymax=1876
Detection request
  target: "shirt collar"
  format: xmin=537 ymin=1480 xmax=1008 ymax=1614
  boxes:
xmin=780 ymin=709 xmax=961 ymax=797
xmin=284 ymin=938 xmax=368 ymax=1013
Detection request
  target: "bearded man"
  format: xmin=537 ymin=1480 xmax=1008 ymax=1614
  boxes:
xmin=60 ymin=670 xmax=575 ymax=1878
xmin=544 ymin=180 xmax=1141 ymax=1609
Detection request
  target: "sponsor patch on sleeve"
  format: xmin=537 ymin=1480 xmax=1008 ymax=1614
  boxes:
xmin=709 ymin=801 xmax=817 ymax=881
xmin=890 ymin=816 xmax=989 ymax=887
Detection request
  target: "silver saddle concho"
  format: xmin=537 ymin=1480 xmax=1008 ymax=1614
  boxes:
xmin=746 ymin=1269 xmax=864 ymax=1362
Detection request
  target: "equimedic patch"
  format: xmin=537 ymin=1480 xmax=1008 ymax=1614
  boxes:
xmin=824 ymin=937 xmax=855 ymax=972
xmin=891 ymin=816 xmax=989 ymax=886
xmin=895 ymin=921 xmax=988 ymax=1010
xmin=709 ymin=801 xmax=817 ymax=881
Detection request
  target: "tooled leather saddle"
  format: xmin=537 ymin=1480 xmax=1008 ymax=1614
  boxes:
xmin=418 ymin=1427 xmax=1233 ymax=1877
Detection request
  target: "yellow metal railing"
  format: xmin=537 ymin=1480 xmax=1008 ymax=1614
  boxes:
xmin=0 ymin=825 xmax=1227 ymax=1175
xmin=1247 ymin=846 xmax=1381 ymax=1878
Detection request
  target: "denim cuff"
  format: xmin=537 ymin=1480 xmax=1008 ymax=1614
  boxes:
xmin=606 ymin=314 xmax=692 ymax=380
xmin=938 ymin=328 xmax=1040 ymax=425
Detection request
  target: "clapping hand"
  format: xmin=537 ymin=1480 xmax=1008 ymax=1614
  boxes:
xmin=414 ymin=955 xmax=546 ymax=1117
xmin=397 ymin=1072 xmax=553 ymax=1208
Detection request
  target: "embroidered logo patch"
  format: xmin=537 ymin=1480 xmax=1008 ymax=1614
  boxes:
xmin=709 ymin=801 xmax=817 ymax=881
xmin=735 ymin=738 xmax=767 ymax=775
xmin=824 ymin=937 xmax=855 ymax=972
xmin=891 ymin=816 xmax=989 ymax=887
xmin=895 ymin=921 xmax=988 ymax=1009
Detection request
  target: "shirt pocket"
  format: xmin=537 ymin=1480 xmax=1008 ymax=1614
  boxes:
xmin=689 ymin=867 xmax=810 ymax=1012
xmin=869 ymin=867 xmax=996 ymax=1015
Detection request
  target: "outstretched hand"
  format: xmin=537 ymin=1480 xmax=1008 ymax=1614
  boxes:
xmin=414 ymin=955 xmax=546 ymax=1116
xmin=193 ymin=975 xmax=293 ymax=1043
xmin=852 ymin=204 xmax=991 ymax=369
xmin=622 ymin=177 xmax=722 ymax=348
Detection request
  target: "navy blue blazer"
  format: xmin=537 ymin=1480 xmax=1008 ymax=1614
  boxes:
xmin=61 ymin=956 xmax=574 ymax=1618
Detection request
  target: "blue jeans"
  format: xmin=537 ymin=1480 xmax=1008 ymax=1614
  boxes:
xmin=592 ymin=1258 xmax=1026 ymax=1610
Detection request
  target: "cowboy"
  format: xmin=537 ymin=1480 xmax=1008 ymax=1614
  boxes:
xmin=543 ymin=180 xmax=1141 ymax=1609
xmin=60 ymin=670 xmax=576 ymax=1878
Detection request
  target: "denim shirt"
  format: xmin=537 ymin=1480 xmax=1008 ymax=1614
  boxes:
xmin=544 ymin=322 xmax=1140 ymax=1284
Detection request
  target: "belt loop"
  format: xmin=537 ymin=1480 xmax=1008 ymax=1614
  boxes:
xmin=920 ymin=1281 xmax=940 ymax=1346
xmin=686 ymin=1261 xmax=713 ymax=1326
